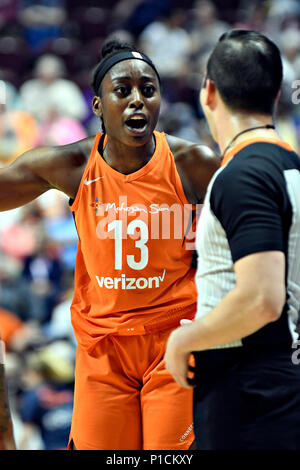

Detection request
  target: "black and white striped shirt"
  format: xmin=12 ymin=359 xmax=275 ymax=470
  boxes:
xmin=195 ymin=140 xmax=300 ymax=347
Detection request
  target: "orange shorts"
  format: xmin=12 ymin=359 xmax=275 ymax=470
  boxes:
xmin=69 ymin=328 xmax=194 ymax=450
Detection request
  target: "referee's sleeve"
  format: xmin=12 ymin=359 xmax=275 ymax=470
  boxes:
xmin=210 ymin=156 xmax=288 ymax=263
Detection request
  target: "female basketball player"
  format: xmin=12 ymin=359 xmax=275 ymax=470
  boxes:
xmin=0 ymin=41 xmax=219 ymax=450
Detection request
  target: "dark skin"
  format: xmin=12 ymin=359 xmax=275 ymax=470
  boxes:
xmin=0 ymin=60 xmax=220 ymax=450
xmin=0 ymin=60 xmax=219 ymax=209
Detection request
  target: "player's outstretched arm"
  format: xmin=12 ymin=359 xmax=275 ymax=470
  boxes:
xmin=0 ymin=147 xmax=53 ymax=211
xmin=0 ymin=139 xmax=90 ymax=211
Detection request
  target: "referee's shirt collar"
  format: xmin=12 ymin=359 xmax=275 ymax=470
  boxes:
xmin=221 ymin=138 xmax=293 ymax=167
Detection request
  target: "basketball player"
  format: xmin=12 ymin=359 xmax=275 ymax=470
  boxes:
xmin=164 ymin=30 xmax=300 ymax=449
xmin=0 ymin=337 xmax=16 ymax=450
xmin=0 ymin=41 xmax=219 ymax=449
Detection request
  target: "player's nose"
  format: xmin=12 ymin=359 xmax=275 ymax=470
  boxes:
xmin=129 ymin=87 xmax=144 ymax=109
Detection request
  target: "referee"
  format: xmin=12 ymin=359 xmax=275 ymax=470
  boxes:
xmin=164 ymin=29 xmax=300 ymax=449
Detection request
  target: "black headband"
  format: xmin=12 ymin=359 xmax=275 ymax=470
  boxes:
xmin=94 ymin=51 xmax=161 ymax=94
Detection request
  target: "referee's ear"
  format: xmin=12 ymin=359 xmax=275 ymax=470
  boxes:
xmin=200 ymin=78 xmax=217 ymax=110
xmin=92 ymin=96 xmax=103 ymax=118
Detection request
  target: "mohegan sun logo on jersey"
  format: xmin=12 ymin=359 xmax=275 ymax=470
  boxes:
xmin=91 ymin=195 xmax=200 ymax=249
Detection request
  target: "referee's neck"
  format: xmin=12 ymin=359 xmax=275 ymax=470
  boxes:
xmin=217 ymin=111 xmax=279 ymax=155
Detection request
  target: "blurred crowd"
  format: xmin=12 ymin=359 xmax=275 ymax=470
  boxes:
xmin=0 ymin=0 xmax=299 ymax=450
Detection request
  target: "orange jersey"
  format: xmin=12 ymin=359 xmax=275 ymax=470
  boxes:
xmin=70 ymin=131 xmax=197 ymax=350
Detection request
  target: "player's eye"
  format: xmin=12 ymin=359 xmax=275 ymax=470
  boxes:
xmin=114 ymin=85 xmax=130 ymax=97
xmin=142 ymin=85 xmax=156 ymax=97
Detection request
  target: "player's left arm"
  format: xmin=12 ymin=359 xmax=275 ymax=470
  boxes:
xmin=164 ymin=250 xmax=286 ymax=388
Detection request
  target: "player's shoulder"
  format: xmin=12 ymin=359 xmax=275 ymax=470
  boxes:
xmin=166 ymin=133 xmax=219 ymax=164
xmin=57 ymin=135 xmax=96 ymax=164
xmin=41 ymin=135 xmax=95 ymax=165
xmin=165 ymin=133 xmax=220 ymax=171
xmin=164 ymin=134 xmax=220 ymax=203
xmin=15 ymin=136 xmax=96 ymax=178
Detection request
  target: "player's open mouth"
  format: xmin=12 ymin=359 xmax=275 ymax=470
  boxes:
xmin=125 ymin=116 xmax=148 ymax=134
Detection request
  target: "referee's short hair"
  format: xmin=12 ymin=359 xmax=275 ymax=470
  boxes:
xmin=205 ymin=29 xmax=283 ymax=115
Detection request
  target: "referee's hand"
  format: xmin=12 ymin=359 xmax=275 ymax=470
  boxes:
xmin=164 ymin=320 xmax=196 ymax=389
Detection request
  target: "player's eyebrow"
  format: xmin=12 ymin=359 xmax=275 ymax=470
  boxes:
xmin=111 ymin=76 xmax=131 ymax=81
xmin=140 ymin=75 xmax=156 ymax=81
xmin=111 ymin=75 xmax=156 ymax=82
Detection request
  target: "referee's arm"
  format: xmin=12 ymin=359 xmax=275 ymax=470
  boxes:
xmin=164 ymin=251 xmax=285 ymax=388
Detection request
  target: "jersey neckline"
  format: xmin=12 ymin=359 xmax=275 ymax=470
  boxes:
xmin=95 ymin=130 xmax=163 ymax=183
xmin=221 ymin=138 xmax=294 ymax=167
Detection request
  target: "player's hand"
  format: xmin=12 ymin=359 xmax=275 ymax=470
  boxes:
xmin=164 ymin=321 xmax=195 ymax=389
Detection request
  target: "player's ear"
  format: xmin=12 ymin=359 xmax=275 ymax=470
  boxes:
xmin=92 ymin=96 xmax=103 ymax=118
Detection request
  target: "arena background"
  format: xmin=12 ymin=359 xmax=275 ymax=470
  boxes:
xmin=0 ymin=0 xmax=299 ymax=450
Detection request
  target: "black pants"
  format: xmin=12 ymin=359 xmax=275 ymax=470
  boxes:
xmin=193 ymin=346 xmax=300 ymax=450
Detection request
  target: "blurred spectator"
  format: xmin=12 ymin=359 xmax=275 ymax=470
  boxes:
xmin=275 ymin=27 xmax=300 ymax=130
xmin=20 ymin=54 xmax=88 ymax=124
xmin=159 ymin=101 xmax=201 ymax=142
xmin=0 ymin=35 xmax=30 ymax=87
xmin=0 ymin=307 xmax=44 ymax=354
xmin=0 ymin=0 xmax=18 ymax=29
xmin=71 ymin=5 xmax=111 ymax=43
xmin=101 ymin=29 xmax=135 ymax=51
xmin=188 ymin=0 xmax=229 ymax=57
xmin=18 ymin=0 xmax=67 ymax=53
xmin=0 ymin=251 xmax=27 ymax=321
xmin=0 ymin=201 xmax=45 ymax=261
xmin=21 ymin=237 xmax=64 ymax=324
xmin=266 ymin=0 xmax=300 ymax=32
xmin=115 ymin=0 xmax=171 ymax=37
xmin=0 ymin=110 xmax=40 ymax=165
xmin=45 ymin=290 xmax=76 ymax=347
xmin=276 ymin=113 xmax=300 ymax=154
xmin=39 ymin=116 xmax=87 ymax=146
xmin=138 ymin=8 xmax=192 ymax=78
xmin=233 ymin=2 xmax=268 ymax=31
xmin=18 ymin=340 xmax=74 ymax=450
xmin=38 ymin=192 xmax=78 ymax=270
xmin=0 ymin=78 xmax=22 ymax=110
xmin=0 ymin=202 xmax=65 ymax=324
xmin=0 ymin=307 xmax=25 ymax=349
xmin=279 ymin=27 xmax=300 ymax=86
xmin=110 ymin=0 xmax=145 ymax=33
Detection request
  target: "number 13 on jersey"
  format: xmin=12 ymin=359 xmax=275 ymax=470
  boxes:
xmin=107 ymin=219 xmax=149 ymax=270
